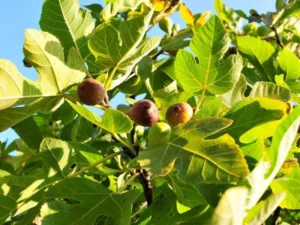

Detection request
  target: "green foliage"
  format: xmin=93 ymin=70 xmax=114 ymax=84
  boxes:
xmin=1 ymin=0 xmax=300 ymax=224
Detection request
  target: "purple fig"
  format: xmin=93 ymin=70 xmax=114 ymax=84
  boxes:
xmin=128 ymin=100 xmax=159 ymax=127
xmin=77 ymin=78 xmax=105 ymax=106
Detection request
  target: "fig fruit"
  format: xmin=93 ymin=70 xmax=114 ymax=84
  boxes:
xmin=166 ymin=103 xmax=193 ymax=126
xmin=243 ymin=23 xmax=257 ymax=35
xmin=159 ymin=17 xmax=173 ymax=34
xmin=257 ymin=26 xmax=273 ymax=37
xmin=128 ymin=100 xmax=159 ymax=127
xmin=148 ymin=122 xmax=171 ymax=147
xmin=77 ymin=78 xmax=105 ymax=106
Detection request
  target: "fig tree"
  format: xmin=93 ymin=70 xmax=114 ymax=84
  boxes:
xmin=148 ymin=122 xmax=171 ymax=147
xmin=166 ymin=103 xmax=193 ymax=126
xmin=128 ymin=100 xmax=159 ymax=127
xmin=77 ymin=78 xmax=105 ymax=106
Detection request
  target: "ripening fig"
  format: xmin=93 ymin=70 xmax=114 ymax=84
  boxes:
xmin=166 ymin=103 xmax=193 ymax=126
xmin=128 ymin=100 xmax=159 ymax=127
xmin=77 ymin=78 xmax=105 ymax=106
xmin=148 ymin=122 xmax=171 ymax=147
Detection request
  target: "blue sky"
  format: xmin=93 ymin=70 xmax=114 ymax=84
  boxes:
xmin=0 ymin=0 xmax=276 ymax=143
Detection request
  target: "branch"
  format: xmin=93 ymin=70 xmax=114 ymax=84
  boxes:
xmin=271 ymin=207 xmax=281 ymax=225
xmin=122 ymin=148 xmax=153 ymax=206
xmin=138 ymin=169 xmax=153 ymax=206
xmin=113 ymin=133 xmax=136 ymax=152
xmin=152 ymin=48 xmax=164 ymax=60
xmin=271 ymin=27 xmax=284 ymax=49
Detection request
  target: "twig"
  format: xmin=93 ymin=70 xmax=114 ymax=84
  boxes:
xmin=152 ymin=48 xmax=164 ymax=60
xmin=121 ymin=149 xmax=153 ymax=206
xmin=63 ymin=94 xmax=79 ymax=102
xmin=113 ymin=133 xmax=136 ymax=152
xmin=94 ymin=104 xmax=108 ymax=111
xmin=130 ymin=95 xmax=137 ymax=145
xmin=271 ymin=206 xmax=281 ymax=225
xmin=138 ymin=169 xmax=153 ymax=206
xmin=271 ymin=27 xmax=284 ymax=49
xmin=104 ymin=66 xmax=119 ymax=91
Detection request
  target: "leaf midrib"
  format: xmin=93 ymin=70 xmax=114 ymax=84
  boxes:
xmin=58 ymin=0 xmax=87 ymax=65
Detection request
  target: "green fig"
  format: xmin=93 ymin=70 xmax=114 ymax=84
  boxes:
xmin=148 ymin=122 xmax=171 ymax=147
xmin=77 ymin=78 xmax=105 ymax=106
xmin=159 ymin=17 xmax=173 ymax=34
xmin=118 ymin=75 xmax=142 ymax=95
xmin=166 ymin=103 xmax=193 ymax=127
xmin=243 ymin=23 xmax=257 ymax=35
xmin=257 ymin=26 xmax=273 ymax=37
xmin=128 ymin=100 xmax=159 ymax=127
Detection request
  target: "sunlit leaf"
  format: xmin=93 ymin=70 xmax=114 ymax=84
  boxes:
xmin=208 ymin=187 xmax=248 ymax=225
xmin=174 ymin=16 xmax=242 ymax=94
xmin=245 ymin=192 xmax=285 ymax=225
xmin=67 ymin=100 xmax=133 ymax=133
xmin=40 ymin=0 xmax=94 ymax=64
xmin=271 ymin=179 xmax=300 ymax=209
xmin=237 ymin=37 xmax=276 ymax=82
xmin=278 ymin=49 xmax=300 ymax=93
xmin=216 ymin=98 xmax=287 ymax=143
xmin=139 ymin=118 xmax=249 ymax=183
xmin=180 ymin=4 xmax=194 ymax=25
xmin=88 ymin=9 xmax=161 ymax=89
xmin=246 ymin=106 xmax=300 ymax=209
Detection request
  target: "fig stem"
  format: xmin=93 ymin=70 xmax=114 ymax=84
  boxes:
xmin=67 ymin=151 xmax=124 ymax=178
xmin=94 ymin=104 xmax=107 ymax=111
xmin=63 ymin=94 xmax=80 ymax=102
xmin=104 ymin=65 xmax=118 ymax=91
xmin=112 ymin=133 xmax=136 ymax=152
xmin=85 ymin=70 xmax=93 ymax=79
xmin=270 ymin=26 xmax=284 ymax=49
xmin=64 ymin=94 xmax=107 ymax=111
